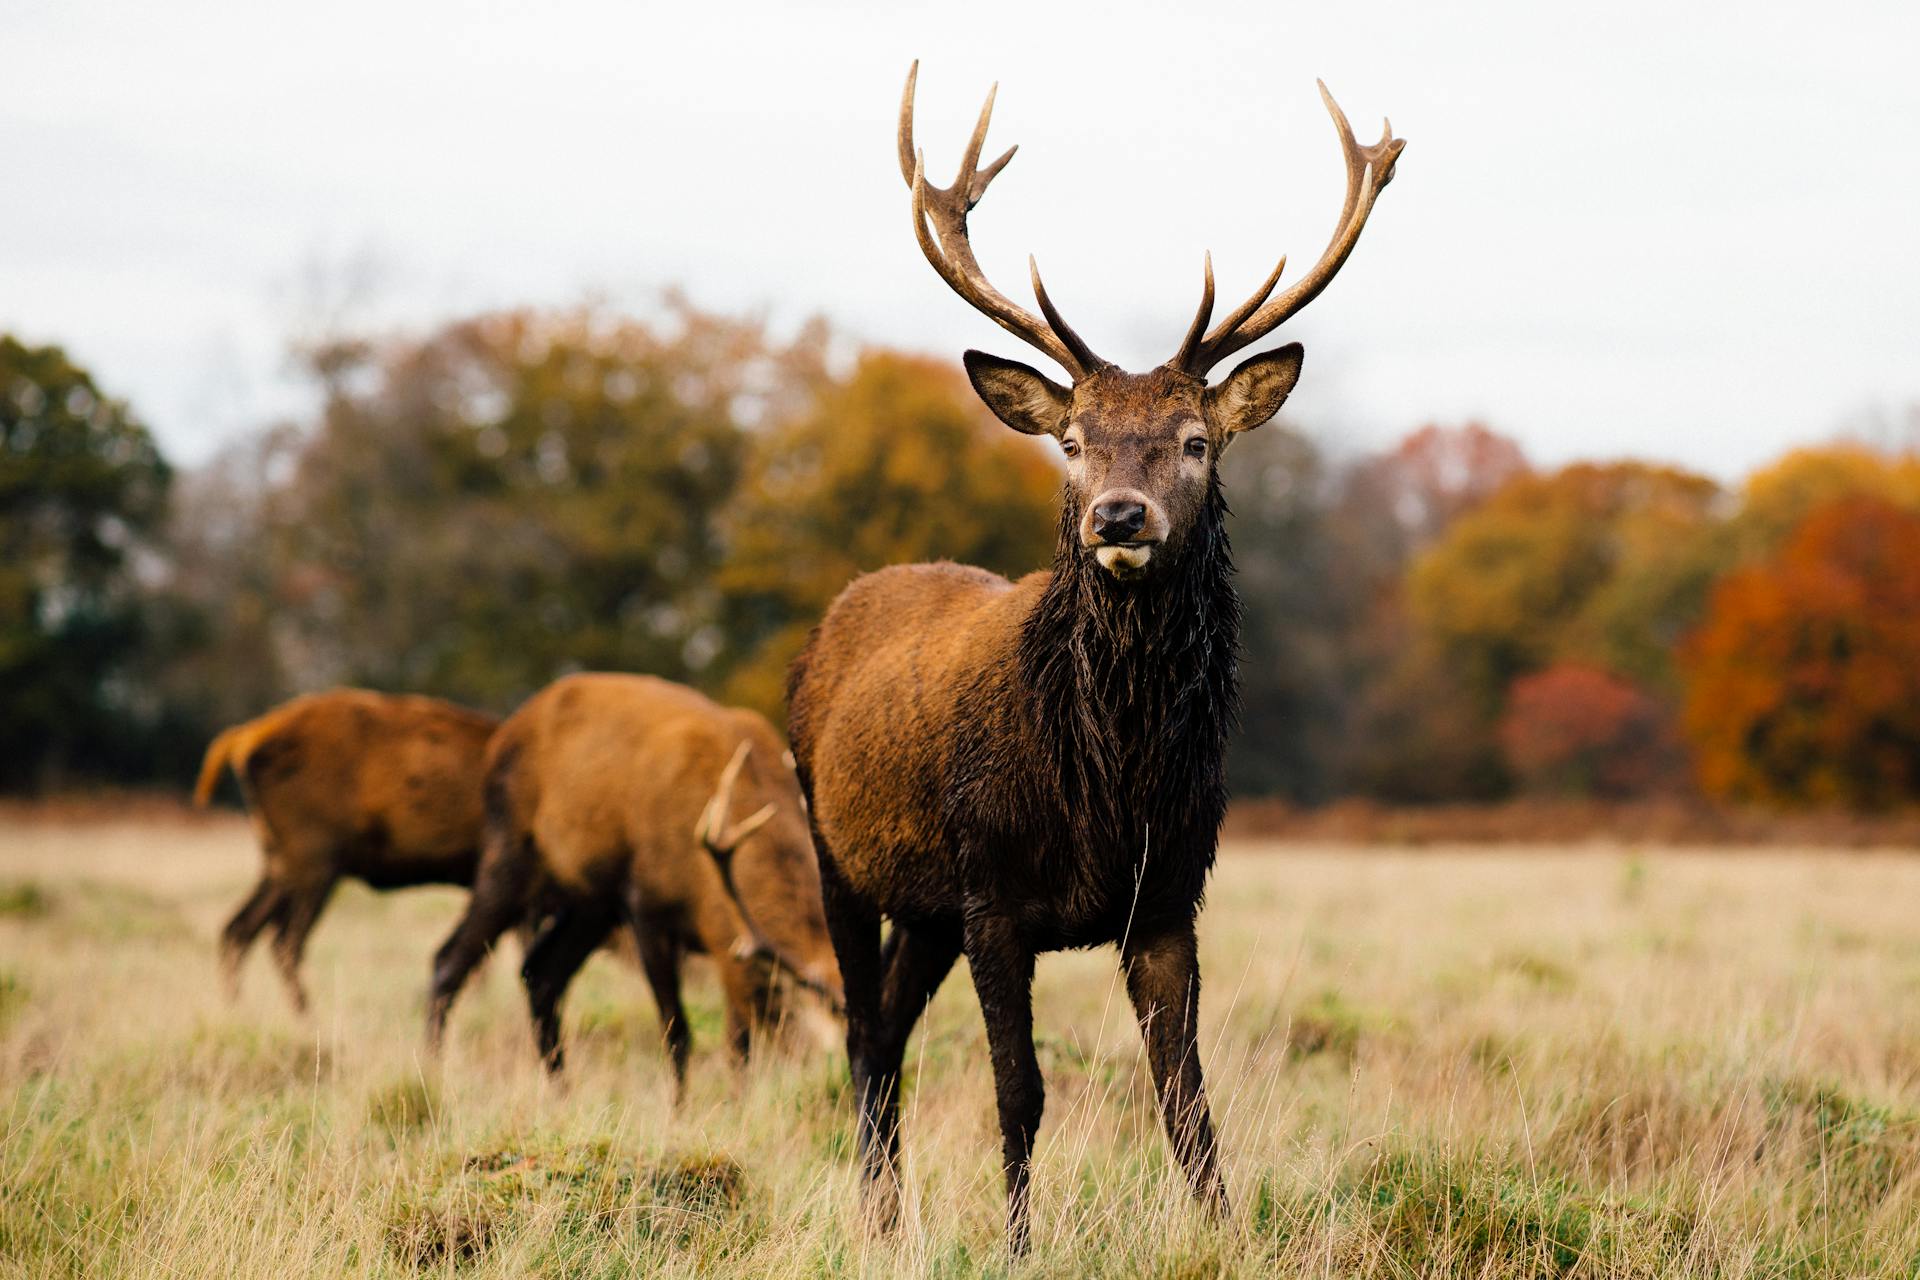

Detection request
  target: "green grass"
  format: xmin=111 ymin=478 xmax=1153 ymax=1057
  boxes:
xmin=0 ymin=880 xmax=50 ymax=919
xmin=3 ymin=818 xmax=1920 ymax=1276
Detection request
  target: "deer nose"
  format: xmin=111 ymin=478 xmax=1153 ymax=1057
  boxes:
xmin=1090 ymin=498 xmax=1148 ymax=543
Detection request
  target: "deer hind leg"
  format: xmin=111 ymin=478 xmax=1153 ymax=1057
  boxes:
xmin=219 ymin=876 xmax=284 ymax=1000
xmin=266 ymin=862 xmax=336 ymax=1016
xmin=630 ymin=915 xmax=691 ymax=1098
xmin=427 ymin=829 xmax=537 ymax=1052
xmin=1122 ymin=920 xmax=1228 ymax=1215
xmin=962 ymin=902 xmax=1044 ymax=1256
xmin=519 ymin=896 xmax=616 ymax=1075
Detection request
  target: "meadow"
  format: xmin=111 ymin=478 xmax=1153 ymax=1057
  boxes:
xmin=3 ymin=813 xmax=1918 ymax=1278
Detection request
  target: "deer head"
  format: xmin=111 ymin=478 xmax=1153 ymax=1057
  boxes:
xmin=696 ymin=741 xmax=844 ymax=1011
xmin=900 ymin=63 xmax=1404 ymax=581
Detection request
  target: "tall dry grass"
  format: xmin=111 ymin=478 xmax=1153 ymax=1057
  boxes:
xmin=3 ymin=817 xmax=1918 ymax=1276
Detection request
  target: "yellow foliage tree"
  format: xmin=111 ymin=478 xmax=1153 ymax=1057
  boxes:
xmin=717 ymin=351 xmax=1059 ymax=721
xmin=1406 ymin=462 xmax=1723 ymax=706
xmin=1733 ymin=443 xmax=1920 ymax=556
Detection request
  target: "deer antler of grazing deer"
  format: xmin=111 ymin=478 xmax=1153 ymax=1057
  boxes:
xmin=1169 ymin=81 xmax=1405 ymax=378
xmin=898 ymin=61 xmax=1108 ymax=381
xmin=695 ymin=742 xmax=843 ymax=1011
xmin=696 ymin=741 xmax=776 ymax=857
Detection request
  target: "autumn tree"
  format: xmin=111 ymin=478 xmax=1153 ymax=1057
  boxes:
xmin=1499 ymin=663 xmax=1679 ymax=798
xmin=1408 ymin=462 xmax=1723 ymax=707
xmin=1320 ymin=424 xmax=1530 ymax=799
xmin=1681 ymin=496 xmax=1920 ymax=808
xmin=1731 ymin=443 xmax=1920 ymax=558
xmin=1341 ymin=642 xmax=1510 ymax=802
xmin=0 ymin=336 xmax=173 ymax=790
xmin=1334 ymin=422 xmax=1529 ymax=569
xmin=717 ymin=350 xmax=1058 ymax=719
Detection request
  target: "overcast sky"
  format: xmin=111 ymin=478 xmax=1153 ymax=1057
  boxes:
xmin=5 ymin=0 xmax=1916 ymax=478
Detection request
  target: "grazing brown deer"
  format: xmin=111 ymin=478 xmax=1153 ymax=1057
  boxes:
xmin=194 ymin=689 xmax=499 ymax=1012
xmin=425 ymin=673 xmax=843 ymax=1081
xmin=786 ymin=64 xmax=1403 ymax=1250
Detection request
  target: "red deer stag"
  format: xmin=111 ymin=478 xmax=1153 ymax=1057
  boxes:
xmin=425 ymin=673 xmax=843 ymax=1081
xmin=786 ymin=64 xmax=1403 ymax=1250
xmin=194 ymin=689 xmax=499 ymax=1012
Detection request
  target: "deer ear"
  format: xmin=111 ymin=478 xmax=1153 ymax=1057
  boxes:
xmin=963 ymin=350 xmax=1072 ymax=437
xmin=1206 ymin=343 xmax=1304 ymax=434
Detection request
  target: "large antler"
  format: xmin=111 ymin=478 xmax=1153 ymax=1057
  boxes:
xmin=899 ymin=61 xmax=1106 ymax=381
xmin=1170 ymin=82 xmax=1405 ymax=378
xmin=696 ymin=742 xmax=843 ymax=1011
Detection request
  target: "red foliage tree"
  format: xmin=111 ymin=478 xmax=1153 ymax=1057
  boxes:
xmin=1335 ymin=422 xmax=1530 ymax=567
xmin=1499 ymin=663 xmax=1679 ymax=798
xmin=1681 ymin=496 xmax=1920 ymax=807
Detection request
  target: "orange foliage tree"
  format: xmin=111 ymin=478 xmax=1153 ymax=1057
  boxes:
xmin=1499 ymin=663 xmax=1678 ymax=798
xmin=1681 ymin=496 xmax=1920 ymax=807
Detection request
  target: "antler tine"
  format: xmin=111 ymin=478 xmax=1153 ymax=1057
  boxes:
xmin=897 ymin=62 xmax=1099 ymax=380
xmin=1029 ymin=257 xmax=1104 ymax=376
xmin=722 ymin=802 xmax=776 ymax=850
xmin=1178 ymin=82 xmax=1404 ymax=376
xmin=696 ymin=740 xmax=754 ymax=851
xmin=1200 ymin=253 xmax=1286 ymax=362
xmin=957 ymin=83 xmax=997 ymax=202
xmin=896 ymin=60 xmax=920 ymax=186
xmin=1169 ymin=251 xmax=1217 ymax=374
xmin=972 ymin=142 xmax=1018 ymax=206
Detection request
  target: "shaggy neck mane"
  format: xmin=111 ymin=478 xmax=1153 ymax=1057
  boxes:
xmin=1016 ymin=478 xmax=1241 ymax=861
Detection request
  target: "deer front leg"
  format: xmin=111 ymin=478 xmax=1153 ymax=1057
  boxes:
xmin=963 ymin=901 xmax=1044 ymax=1255
xmin=1121 ymin=920 xmax=1228 ymax=1215
xmin=815 ymin=852 xmax=896 ymax=1228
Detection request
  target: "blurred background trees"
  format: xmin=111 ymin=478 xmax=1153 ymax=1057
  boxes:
xmin=716 ymin=351 xmax=1057 ymax=719
xmin=6 ymin=299 xmax=1920 ymax=813
xmin=1682 ymin=497 xmax=1920 ymax=808
xmin=0 ymin=337 xmax=176 ymax=789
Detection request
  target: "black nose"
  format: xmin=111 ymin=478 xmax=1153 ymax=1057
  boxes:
xmin=1091 ymin=498 xmax=1147 ymax=542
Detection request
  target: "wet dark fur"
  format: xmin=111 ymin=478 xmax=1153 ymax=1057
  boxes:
xmin=950 ymin=480 xmax=1238 ymax=946
xmin=786 ymin=462 xmax=1241 ymax=1250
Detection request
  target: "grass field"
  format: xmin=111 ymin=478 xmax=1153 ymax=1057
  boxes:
xmin=3 ymin=816 xmax=1919 ymax=1277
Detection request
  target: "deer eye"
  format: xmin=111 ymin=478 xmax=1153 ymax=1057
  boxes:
xmin=1061 ymin=437 xmax=1081 ymax=459
xmin=1184 ymin=436 xmax=1208 ymax=459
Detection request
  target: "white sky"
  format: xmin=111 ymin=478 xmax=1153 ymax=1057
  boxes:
xmin=4 ymin=0 xmax=1916 ymax=478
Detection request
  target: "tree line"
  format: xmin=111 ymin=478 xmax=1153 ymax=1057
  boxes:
xmin=4 ymin=302 xmax=1917 ymax=808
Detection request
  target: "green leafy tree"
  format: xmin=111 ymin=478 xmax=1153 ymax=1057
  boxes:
xmin=0 ymin=336 xmax=172 ymax=790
